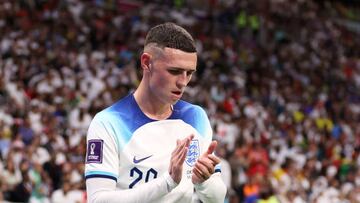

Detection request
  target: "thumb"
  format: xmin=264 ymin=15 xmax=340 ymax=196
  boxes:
xmin=206 ymin=140 xmax=218 ymax=155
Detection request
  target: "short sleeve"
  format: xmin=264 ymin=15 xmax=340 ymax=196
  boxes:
xmin=84 ymin=118 xmax=119 ymax=182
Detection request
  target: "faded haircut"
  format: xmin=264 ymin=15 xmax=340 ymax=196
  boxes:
xmin=144 ymin=22 xmax=196 ymax=53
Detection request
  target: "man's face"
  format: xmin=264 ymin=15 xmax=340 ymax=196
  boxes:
xmin=146 ymin=47 xmax=197 ymax=104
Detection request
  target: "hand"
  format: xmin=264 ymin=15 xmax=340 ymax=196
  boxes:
xmin=192 ymin=140 xmax=221 ymax=184
xmin=169 ymin=135 xmax=194 ymax=184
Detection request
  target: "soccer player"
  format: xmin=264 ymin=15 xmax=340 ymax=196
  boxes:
xmin=85 ymin=22 xmax=227 ymax=203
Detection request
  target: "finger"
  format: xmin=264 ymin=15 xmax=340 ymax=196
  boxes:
xmin=173 ymin=139 xmax=182 ymax=151
xmin=185 ymin=134 xmax=194 ymax=145
xmin=176 ymin=135 xmax=193 ymax=150
xmin=193 ymin=166 xmax=208 ymax=181
xmin=181 ymin=134 xmax=194 ymax=160
xmin=192 ymin=167 xmax=204 ymax=180
xmin=197 ymin=158 xmax=215 ymax=174
xmin=177 ymin=135 xmax=193 ymax=155
xmin=174 ymin=144 xmax=189 ymax=166
xmin=207 ymin=154 xmax=221 ymax=165
xmin=194 ymin=161 xmax=212 ymax=178
xmin=206 ymin=140 xmax=218 ymax=155
xmin=171 ymin=135 xmax=194 ymax=163
xmin=170 ymin=145 xmax=188 ymax=181
xmin=169 ymin=136 xmax=193 ymax=183
xmin=173 ymin=137 xmax=188 ymax=155
xmin=172 ymin=143 xmax=181 ymax=157
xmin=178 ymin=146 xmax=189 ymax=164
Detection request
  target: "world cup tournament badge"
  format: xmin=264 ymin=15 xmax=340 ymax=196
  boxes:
xmin=86 ymin=139 xmax=103 ymax=163
xmin=185 ymin=139 xmax=200 ymax=167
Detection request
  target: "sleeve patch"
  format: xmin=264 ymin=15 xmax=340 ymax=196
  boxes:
xmin=86 ymin=139 xmax=104 ymax=163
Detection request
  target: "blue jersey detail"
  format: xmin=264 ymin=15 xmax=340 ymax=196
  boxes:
xmin=171 ymin=100 xmax=210 ymax=139
xmin=93 ymin=94 xmax=154 ymax=150
xmin=93 ymin=94 xmax=210 ymax=150
xmin=85 ymin=174 xmax=117 ymax=181
xmin=215 ymin=164 xmax=222 ymax=173
xmin=85 ymin=171 xmax=118 ymax=181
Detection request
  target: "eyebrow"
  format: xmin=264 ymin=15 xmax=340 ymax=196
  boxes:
xmin=169 ymin=67 xmax=196 ymax=72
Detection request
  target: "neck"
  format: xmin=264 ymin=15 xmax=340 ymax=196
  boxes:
xmin=134 ymin=84 xmax=173 ymax=120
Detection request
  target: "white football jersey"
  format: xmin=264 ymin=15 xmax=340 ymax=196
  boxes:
xmin=85 ymin=94 xmax=221 ymax=202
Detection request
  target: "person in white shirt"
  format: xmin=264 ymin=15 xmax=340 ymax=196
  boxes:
xmin=85 ymin=22 xmax=226 ymax=203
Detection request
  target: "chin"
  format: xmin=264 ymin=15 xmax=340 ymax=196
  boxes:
xmin=170 ymin=93 xmax=182 ymax=102
xmin=169 ymin=97 xmax=180 ymax=104
xmin=170 ymin=99 xmax=178 ymax=104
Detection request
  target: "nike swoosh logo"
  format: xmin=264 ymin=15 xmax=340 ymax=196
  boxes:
xmin=133 ymin=155 xmax=153 ymax=164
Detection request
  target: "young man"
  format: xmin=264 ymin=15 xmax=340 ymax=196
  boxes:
xmin=85 ymin=22 xmax=226 ymax=203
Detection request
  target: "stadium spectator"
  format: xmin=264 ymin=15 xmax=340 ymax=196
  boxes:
xmin=0 ymin=0 xmax=359 ymax=202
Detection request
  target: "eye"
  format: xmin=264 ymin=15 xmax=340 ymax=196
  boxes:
xmin=186 ymin=70 xmax=195 ymax=76
xmin=168 ymin=69 xmax=183 ymax=75
xmin=168 ymin=69 xmax=195 ymax=77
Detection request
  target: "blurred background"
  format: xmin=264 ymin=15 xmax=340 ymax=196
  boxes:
xmin=0 ymin=0 xmax=359 ymax=202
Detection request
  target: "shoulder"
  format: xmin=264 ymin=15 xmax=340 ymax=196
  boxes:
xmin=87 ymin=94 xmax=137 ymax=149
xmin=92 ymin=94 xmax=134 ymax=123
xmin=174 ymin=100 xmax=208 ymax=120
xmin=88 ymin=94 xmax=137 ymax=138
xmin=173 ymin=100 xmax=211 ymax=138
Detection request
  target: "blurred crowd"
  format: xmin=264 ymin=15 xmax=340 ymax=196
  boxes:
xmin=0 ymin=0 xmax=359 ymax=203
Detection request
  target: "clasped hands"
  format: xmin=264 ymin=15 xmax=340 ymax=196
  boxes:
xmin=169 ymin=134 xmax=220 ymax=184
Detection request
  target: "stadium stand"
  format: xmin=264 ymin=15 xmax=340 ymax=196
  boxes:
xmin=0 ymin=0 xmax=359 ymax=202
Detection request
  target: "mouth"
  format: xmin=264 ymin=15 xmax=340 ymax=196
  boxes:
xmin=171 ymin=90 xmax=182 ymax=98
xmin=172 ymin=90 xmax=181 ymax=95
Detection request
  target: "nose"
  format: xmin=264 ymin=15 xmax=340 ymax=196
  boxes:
xmin=176 ymin=72 xmax=189 ymax=88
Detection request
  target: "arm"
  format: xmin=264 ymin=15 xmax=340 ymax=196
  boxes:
xmin=85 ymin=117 xmax=193 ymax=203
xmin=189 ymin=106 xmax=227 ymax=202
xmin=194 ymin=172 xmax=227 ymax=203
xmin=86 ymin=172 xmax=177 ymax=203
xmin=86 ymin=136 xmax=192 ymax=203
xmin=192 ymin=141 xmax=227 ymax=203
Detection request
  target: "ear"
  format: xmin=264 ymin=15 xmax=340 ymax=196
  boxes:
xmin=140 ymin=52 xmax=151 ymax=72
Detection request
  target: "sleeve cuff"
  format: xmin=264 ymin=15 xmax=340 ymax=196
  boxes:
xmin=164 ymin=172 xmax=178 ymax=192
xmin=194 ymin=173 xmax=218 ymax=190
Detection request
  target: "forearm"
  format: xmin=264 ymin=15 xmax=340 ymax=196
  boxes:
xmin=87 ymin=173 xmax=177 ymax=203
xmin=194 ymin=173 xmax=227 ymax=203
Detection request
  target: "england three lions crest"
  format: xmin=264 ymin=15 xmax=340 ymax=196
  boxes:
xmin=186 ymin=139 xmax=200 ymax=167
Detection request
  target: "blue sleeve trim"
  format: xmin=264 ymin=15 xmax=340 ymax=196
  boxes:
xmin=215 ymin=169 xmax=221 ymax=173
xmin=85 ymin=171 xmax=118 ymax=181
xmin=85 ymin=174 xmax=117 ymax=182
